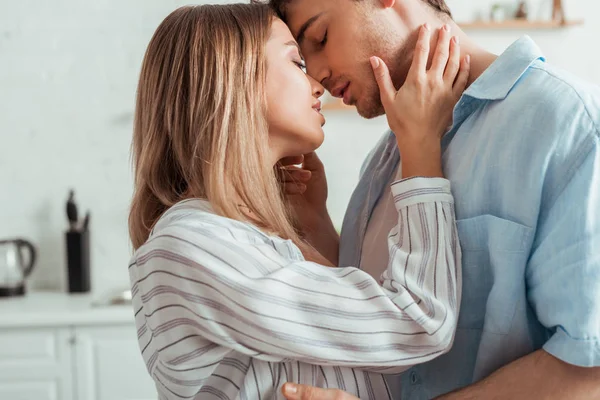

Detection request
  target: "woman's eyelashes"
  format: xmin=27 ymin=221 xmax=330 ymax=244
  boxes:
xmin=294 ymin=59 xmax=307 ymax=73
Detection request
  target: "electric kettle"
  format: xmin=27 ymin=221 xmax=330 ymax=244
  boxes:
xmin=0 ymin=238 xmax=37 ymax=297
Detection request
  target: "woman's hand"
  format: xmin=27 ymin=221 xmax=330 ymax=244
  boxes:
xmin=370 ymin=23 xmax=470 ymax=178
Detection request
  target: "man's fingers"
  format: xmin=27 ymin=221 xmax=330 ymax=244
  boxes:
xmin=280 ymin=168 xmax=312 ymax=183
xmin=283 ymin=182 xmax=306 ymax=195
xmin=282 ymin=383 xmax=357 ymax=400
xmin=370 ymin=56 xmax=395 ymax=110
xmin=280 ymin=155 xmax=305 ymax=166
xmin=453 ymin=54 xmax=471 ymax=99
xmin=430 ymin=24 xmax=452 ymax=78
xmin=301 ymin=152 xmax=323 ymax=171
xmin=407 ymin=23 xmax=431 ymax=79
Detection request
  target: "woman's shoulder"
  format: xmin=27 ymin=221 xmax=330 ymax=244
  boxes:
xmin=130 ymin=199 xmax=301 ymax=275
xmin=140 ymin=198 xmax=273 ymax=252
xmin=153 ymin=198 xmax=221 ymax=231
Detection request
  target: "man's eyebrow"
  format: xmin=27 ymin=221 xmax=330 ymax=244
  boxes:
xmin=295 ymin=12 xmax=324 ymax=46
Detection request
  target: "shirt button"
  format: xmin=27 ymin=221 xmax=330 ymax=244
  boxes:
xmin=410 ymin=371 xmax=419 ymax=385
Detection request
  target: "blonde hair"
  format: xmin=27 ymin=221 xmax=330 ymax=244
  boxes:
xmin=129 ymin=4 xmax=302 ymax=250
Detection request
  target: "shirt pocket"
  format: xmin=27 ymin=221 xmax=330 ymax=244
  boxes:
xmin=455 ymin=215 xmax=533 ymax=334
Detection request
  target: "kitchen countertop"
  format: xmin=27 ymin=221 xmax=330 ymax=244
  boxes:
xmin=0 ymin=291 xmax=135 ymax=328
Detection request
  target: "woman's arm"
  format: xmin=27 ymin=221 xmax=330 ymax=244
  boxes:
xmin=129 ymin=177 xmax=459 ymax=374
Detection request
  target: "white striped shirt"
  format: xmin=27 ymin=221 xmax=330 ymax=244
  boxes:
xmin=129 ymin=177 xmax=462 ymax=400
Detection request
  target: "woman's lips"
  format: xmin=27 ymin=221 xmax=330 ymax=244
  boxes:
xmin=312 ymin=100 xmax=322 ymax=113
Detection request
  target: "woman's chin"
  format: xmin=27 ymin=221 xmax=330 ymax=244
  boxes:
xmin=306 ymin=132 xmax=325 ymax=153
xmin=278 ymin=130 xmax=325 ymax=159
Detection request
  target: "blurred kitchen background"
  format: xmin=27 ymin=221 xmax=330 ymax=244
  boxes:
xmin=0 ymin=0 xmax=595 ymax=399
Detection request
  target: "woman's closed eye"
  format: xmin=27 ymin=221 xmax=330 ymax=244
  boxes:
xmin=294 ymin=59 xmax=307 ymax=73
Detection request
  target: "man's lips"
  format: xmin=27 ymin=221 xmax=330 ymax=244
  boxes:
xmin=342 ymin=85 xmax=352 ymax=105
xmin=330 ymin=82 xmax=350 ymax=99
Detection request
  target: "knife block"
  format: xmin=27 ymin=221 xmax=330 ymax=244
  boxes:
xmin=66 ymin=230 xmax=91 ymax=293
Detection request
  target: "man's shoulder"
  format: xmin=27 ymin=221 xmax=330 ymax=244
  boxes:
xmin=511 ymin=61 xmax=600 ymax=136
xmin=529 ymin=60 xmax=600 ymax=97
xmin=477 ymin=61 xmax=600 ymax=158
xmin=465 ymin=63 xmax=600 ymax=211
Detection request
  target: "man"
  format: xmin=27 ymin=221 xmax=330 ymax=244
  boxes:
xmin=269 ymin=0 xmax=600 ymax=398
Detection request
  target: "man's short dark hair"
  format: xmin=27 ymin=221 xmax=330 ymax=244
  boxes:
xmin=268 ymin=0 xmax=452 ymax=22
xmin=426 ymin=0 xmax=452 ymax=18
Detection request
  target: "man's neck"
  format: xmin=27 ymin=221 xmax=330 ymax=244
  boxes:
xmin=452 ymin=26 xmax=498 ymax=88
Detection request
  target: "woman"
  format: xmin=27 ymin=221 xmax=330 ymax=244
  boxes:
xmin=128 ymin=3 xmax=469 ymax=400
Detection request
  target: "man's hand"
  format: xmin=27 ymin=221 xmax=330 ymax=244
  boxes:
xmin=278 ymin=153 xmax=340 ymax=265
xmin=282 ymin=383 xmax=359 ymax=400
xmin=278 ymin=152 xmax=328 ymax=221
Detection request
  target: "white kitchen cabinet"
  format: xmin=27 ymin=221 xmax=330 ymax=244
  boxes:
xmin=74 ymin=325 xmax=156 ymax=400
xmin=0 ymin=328 xmax=74 ymax=400
xmin=0 ymin=293 xmax=157 ymax=400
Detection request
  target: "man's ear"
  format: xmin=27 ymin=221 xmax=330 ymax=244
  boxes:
xmin=378 ymin=0 xmax=396 ymax=9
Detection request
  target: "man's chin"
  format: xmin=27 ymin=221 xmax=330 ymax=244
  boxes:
xmin=355 ymin=97 xmax=385 ymax=119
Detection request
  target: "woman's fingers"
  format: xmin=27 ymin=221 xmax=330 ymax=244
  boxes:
xmin=430 ymin=24 xmax=452 ymax=78
xmin=453 ymin=54 xmax=471 ymax=98
xmin=407 ymin=24 xmax=431 ymax=80
xmin=370 ymin=56 xmax=396 ymax=111
xmin=443 ymin=35 xmax=461 ymax=84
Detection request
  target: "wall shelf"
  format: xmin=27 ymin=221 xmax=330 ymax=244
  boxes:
xmin=458 ymin=19 xmax=584 ymax=30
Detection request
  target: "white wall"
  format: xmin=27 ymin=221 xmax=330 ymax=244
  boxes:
xmin=0 ymin=0 xmax=595 ymax=294
xmin=448 ymin=0 xmax=597 ymax=82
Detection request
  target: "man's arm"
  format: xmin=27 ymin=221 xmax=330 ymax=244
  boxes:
xmin=437 ymin=350 xmax=600 ymax=399
xmin=281 ymin=355 xmax=600 ymax=400
xmin=280 ymin=152 xmax=340 ymax=265
xmin=442 ymin=139 xmax=600 ymax=398
xmin=301 ymin=211 xmax=340 ymax=265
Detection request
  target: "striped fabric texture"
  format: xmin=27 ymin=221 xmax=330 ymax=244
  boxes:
xmin=129 ymin=177 xmax=462 ymax=400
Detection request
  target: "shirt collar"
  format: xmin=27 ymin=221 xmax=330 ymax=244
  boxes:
xmin=464 ymin=35 xmax=546 ymax=101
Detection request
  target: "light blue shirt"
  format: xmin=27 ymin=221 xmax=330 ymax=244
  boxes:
xmin=339 ymin=36 xmax=600 ymax=399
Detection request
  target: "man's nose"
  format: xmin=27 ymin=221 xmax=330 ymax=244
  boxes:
xmin=305 ymin=56 xmax=330 ymax=90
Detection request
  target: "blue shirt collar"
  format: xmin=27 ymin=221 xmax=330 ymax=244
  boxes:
xmin=464 ymin=36 xmax=546 ymax=101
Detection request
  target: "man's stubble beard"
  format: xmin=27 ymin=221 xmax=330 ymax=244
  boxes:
xmin=355 ymin=30 xmax=418 ymax=120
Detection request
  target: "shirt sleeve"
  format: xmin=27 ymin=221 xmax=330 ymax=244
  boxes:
xmin=130 ymin=178 xmax=461 ymax=374
xmin=527 ymin=146 xmax=600 ymax=367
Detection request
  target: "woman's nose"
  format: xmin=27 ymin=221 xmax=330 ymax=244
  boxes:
xmin=309 ymin=75 xmax=324 ymax=98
